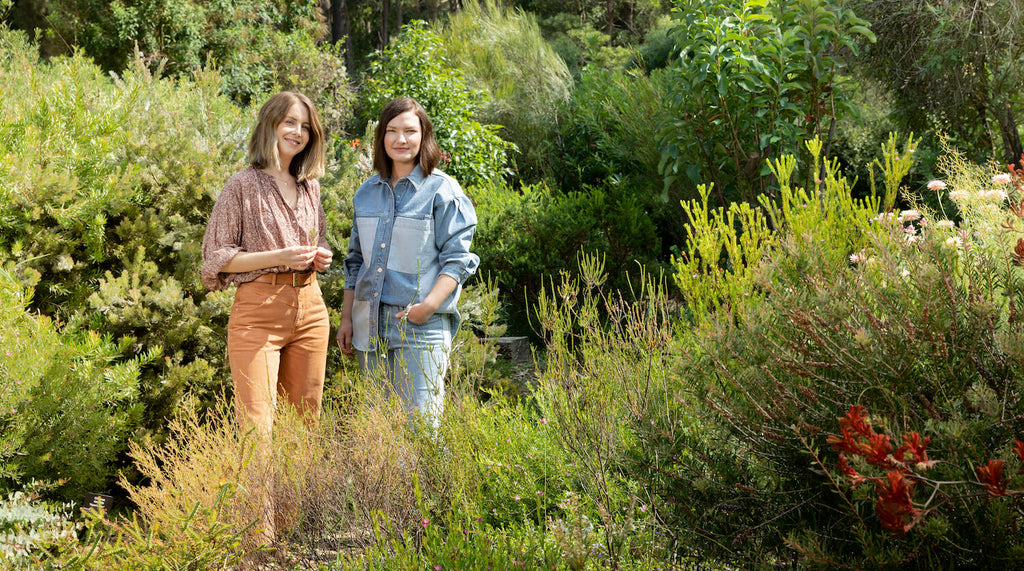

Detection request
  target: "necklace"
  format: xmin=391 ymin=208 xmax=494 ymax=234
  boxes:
xmin=263 ymin=168 xmax=297 ymax=190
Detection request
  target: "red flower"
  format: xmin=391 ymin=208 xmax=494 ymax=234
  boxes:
xmin=899 ymin=432 xmax=934 ymax=470
xmin=875 ymin=471 xmax=919 ymax=533
xmin=858 ymin=432 xmax=895 ymax=469
xmin=828 ymin=405 xmax=896 ymax=469
xmin=837 ymin=454 xmax=868 ymax=488
xmin=1014 ymin=441 xmax=1024 ymax=468
xmin=841 ymin=405 xmax=873 ymax=438
xmin=829 ymin=405 xmax=875 ymax=454
xmin=976 ymin=460 xmax=1009 ymax=497
xmin=347 ymin=138 xmax=362 ymax=150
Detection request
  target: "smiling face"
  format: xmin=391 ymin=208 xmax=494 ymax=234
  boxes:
xmin=383 ymin=110 xmax=422 ymax=176
xmin=275 ymin=102 xmax=311 ymax=167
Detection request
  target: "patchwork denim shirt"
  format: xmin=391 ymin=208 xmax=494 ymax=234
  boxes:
xmin=344 ymin=165 xmax=480 ymax=352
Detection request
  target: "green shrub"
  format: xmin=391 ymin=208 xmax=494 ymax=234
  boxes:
xmin=0 ymin=36 xmax=249 ymax=445
xmin=541 ymin=15 xmax=633 ymax=75
xmin=345 ymin=509 xmax=564 ymax=571
xmin=548 ymin=65 xmax=685 ymax=250
xmin=0 ymin=269 xmax=142 ymax=501
xmin=33 ymin=0 xmax=355 ymax=126
xmin=359 ymin=20 xmax=516 ymax=188
xmin=531 ymin=252 xmax=674 ymax=569
xmin=473 ymin=179 xmax=662 ymax=331
xmin=659 ymin=0 xmax=875 ymax=205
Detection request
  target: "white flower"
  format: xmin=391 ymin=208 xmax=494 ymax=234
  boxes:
xmin=935 ymin=220 xmax=956 ymax=229
xmin=993 ymin=173 xmax=1012 ymax=185
xmin=978 ymin=189 xmax=1008 ymax=202
xmin=899 ymin=209 xmax=922 ymax=222
xmin=947 ymin=190 xmax=964 ymax=202
xmin=945 ymin=236 xmax=962 ymax=248
xmin=927 ymin=180 xmax=947 ymax=191
xmin=849 ymin=251 xmax=866 ymax=264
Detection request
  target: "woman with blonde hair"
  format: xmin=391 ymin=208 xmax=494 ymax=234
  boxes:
xmin=202 ymin=91 xmax=333 ymax=434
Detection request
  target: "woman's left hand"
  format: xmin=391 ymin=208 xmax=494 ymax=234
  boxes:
xmin=314 ymin=247 xmax=332 ymax=271
xmin=396 ymin=301 xmax=437 ymax=325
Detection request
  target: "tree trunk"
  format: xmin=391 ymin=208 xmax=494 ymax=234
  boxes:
xmin=605 ymin=0 xmax=616 ymax=38
xmin=396 ymin=0 xmax=403 ymax=36
xmin=995 ymin=101 xmax=1024 ymax=167
xmin=330 ymin=0 xmax=353 ymax=70
xmin=381 ymin=0 xmax=390 ymax=49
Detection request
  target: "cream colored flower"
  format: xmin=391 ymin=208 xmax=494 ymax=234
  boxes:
xmin=993 ymin=173 xmax=1012 ymax=185
xmin=978 ymin=189 xmax=1008 ymax=202
xmin=899 ymin=209 xmax=922 ymax=222
xmin=927 ymin=180 xmax=947 ymax=191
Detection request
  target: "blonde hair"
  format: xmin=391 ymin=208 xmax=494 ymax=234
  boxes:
xmin=248 ymin=91 xmax=326 ymax=181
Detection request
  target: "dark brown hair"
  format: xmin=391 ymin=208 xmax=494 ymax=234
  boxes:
xmin=248 ymin=91 xmax=326 ymax=181
xmin=372 ymin=97 xmax=441 ymax=180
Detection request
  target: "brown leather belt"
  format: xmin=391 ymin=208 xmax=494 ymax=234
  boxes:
xmin=252 ymin=272 xmax=315 ymax=287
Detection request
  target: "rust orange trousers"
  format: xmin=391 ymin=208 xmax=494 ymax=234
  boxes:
xmin=227 ymin=278 xmax=329 ymax=434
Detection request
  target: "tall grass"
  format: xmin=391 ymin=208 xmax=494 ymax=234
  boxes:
xmin=438 ymin=0 xmax=572 ymax=179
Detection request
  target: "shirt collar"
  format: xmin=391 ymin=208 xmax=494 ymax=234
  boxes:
xmin=384 ymin=164 xmax=426 ymax=190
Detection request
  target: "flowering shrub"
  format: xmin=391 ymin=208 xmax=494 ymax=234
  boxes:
xmin=826 ymin=405 xmax=1024 ymax=534
xmin=621 ymin=137 xmax=1024 ymax=567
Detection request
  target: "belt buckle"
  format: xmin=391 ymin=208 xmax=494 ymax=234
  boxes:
xmin=292 ymin=273 xmax=299 ymax=287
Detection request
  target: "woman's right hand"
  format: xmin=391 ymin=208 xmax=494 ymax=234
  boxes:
xmin=280 ymin=245 xmax=317 ymax=271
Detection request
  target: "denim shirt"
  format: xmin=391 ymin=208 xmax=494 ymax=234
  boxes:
xmin=344 ymin=165 xmax=479 ymax=352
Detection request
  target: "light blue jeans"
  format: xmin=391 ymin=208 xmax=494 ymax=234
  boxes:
xmin=357 ymin=303 xmax=454 ymax=427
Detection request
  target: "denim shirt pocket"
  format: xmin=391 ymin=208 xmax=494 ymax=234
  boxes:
xmin=355 ymin=216 xmax=378 ymax=261
xmin=388 ymin=217 xmax=434 ymax=275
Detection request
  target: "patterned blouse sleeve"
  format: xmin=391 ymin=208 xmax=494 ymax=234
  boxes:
xmin=201 ymin=176 xmax=245 ymax=291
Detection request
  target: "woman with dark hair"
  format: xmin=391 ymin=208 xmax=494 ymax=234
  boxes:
xmin=202 ymin=91 xmax=333 ymax=434
xmin=337 ymin=97 xmax=479 ymax=426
